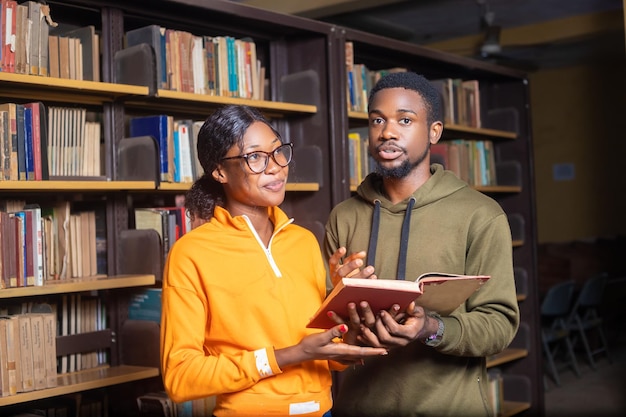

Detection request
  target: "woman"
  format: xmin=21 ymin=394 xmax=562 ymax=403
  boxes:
xmin=160 ymin=105 xmax=387 ymax=416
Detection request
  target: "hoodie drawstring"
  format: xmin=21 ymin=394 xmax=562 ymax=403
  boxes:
xmin=366 ymin=197 xmax=415 ymax=281
xmin=366 ymin=200 xmax=381 ymax=268
xmin=397 ymin=198 xmax=415 ymax=280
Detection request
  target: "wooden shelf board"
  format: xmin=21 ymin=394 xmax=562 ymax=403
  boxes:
xmin=0 ymin=365 xmax=159 ymax=407
xmin=0 ymin=73 xmax=148 ymax=104
xmin=0 ymin=180 xmax=155 ymax=191
xmin=500 ymin=400 xmax=531 ymax=417
xmin=0 ymin=275 xmax=155 ymax=299
xmin=487 ymin=348 xmax=528 ymax=368
xmin=347 ymin=112 xmax=517 ymax=140
xmin=158 ymin=182 xmax=320 ymax=192
xmin=445 ymin=124 xmax=518 ymax=139
xmin=348 ymin=110 xmax=369 ymax=120
xmin=127 ymin=90 xmax=317 ymax=116
xmin=512 ymin=240 xmax=524 ymax=247
xmin=473 ymin=185 xmax=522 ymax=193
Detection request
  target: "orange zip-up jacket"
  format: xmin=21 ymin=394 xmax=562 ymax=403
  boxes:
xmin=161 ymin=205 xmax=333 ymax=416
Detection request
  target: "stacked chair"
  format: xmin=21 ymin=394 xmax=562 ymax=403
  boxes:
xmin=540 ymin=280 xmax=581 ymax=388
xmin=567 ymin=273 xmax=613 ymax=370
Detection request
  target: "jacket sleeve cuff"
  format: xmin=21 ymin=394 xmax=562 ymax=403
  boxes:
xmin=254 ymin=347 xmax=282 ymax=379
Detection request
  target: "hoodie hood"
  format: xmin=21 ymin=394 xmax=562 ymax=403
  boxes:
xmin=355 ymin=164 xmax=468 ymax=280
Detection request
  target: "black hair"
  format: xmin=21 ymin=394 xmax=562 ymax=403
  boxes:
xmin=184 ymin=174 xmax=221 ymax=221
xmin=368 ymin=72 xmax=442 ymax=127
xmin=195 ymin=104 xmax=281 ymax=202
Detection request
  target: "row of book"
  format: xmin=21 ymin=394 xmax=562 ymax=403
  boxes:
xmin=431 ymin=140 xmax=498 ymax=187
xmin=0 ymin=102 xmax=102 ymax=181
xmin=129 ymin=115 xmax=203 ymax=184
xmin=346 ymin=128 xmax=498 ymax=187
xmin=344 ymin=41 xmax=407 ymax=113
xmin=0 ymin=200 xmax=106 ymax=289
xmin=0 ymin=311 xmax=57 ymax=397
xmin=57 ymin=294 xmax=107 ymax=375
xmin=134 ymin=205 xmax=192 ymax=262
xmin=0 ymin=0 xmax=52 ymax=76
xmin=1 ymin=1 xmax=100 ymax=82
xmin=431 ymin=77 xmax=482 ymax=128
xmin=344 ymin=43 xmax=483 ymax=129
xmin=125 ymin=25 xmax=266 ymax=99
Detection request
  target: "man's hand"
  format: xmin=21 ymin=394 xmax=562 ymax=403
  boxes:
xmin=357 ymin=303 xmax=433 ymax=349
xmin=328 ymin=247 xmax=377 ymax=286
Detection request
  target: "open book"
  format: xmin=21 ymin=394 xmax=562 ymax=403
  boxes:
xmin=307 ymin=273 xmax=490 ymax=329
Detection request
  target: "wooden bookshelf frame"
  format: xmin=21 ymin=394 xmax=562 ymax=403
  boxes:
xmin=0 ymin=365 xmax=159 ymax=407
xmin=0 ymin=181 xmax=320 ymax=192
xmin=0 ymin=275 xmax=155 ymax=299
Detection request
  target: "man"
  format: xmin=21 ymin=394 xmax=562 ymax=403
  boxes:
xmin=325 ymin=72 xmax=519 ymax=417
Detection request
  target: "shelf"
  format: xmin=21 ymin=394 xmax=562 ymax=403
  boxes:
xmin=473 ymin=185 xmax=522 ymax=193
xmin=347 ymin=111 xmax=517 ymax=139
xmin=125 ymin=89 xmax=317 ymax=118
xmin=512 ymin=240 xmax=523 ymax=248
xmin=0 ymin=73 xmax=149 ymax=105
xmin=0 ymin=365 xmax=160 ymax=407
xmin=500 ymin=400 xmax=531 ymax=417
xmin=0 ymin=275 xmax=155 ymax=299
xmin=0 ymin=180 xmax=155 ymax=192
xmin=487 ymin=348 xmax=528 ymax=368
xmin=158 ymin=182 xmax=320 ymax=192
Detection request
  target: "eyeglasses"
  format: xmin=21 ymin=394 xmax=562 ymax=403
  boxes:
xmin=221 ymin=143 xmax=293 ymax=174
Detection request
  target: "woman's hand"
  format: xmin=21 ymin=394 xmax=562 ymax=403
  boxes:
xmin=275 ymin=324 xmax=388 ymax=368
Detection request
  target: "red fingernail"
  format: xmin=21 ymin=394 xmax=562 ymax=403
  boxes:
xmin=327 ymin=311 xmax=334 ymax=318
xmin=340 ymin=324 xmax=348 ymax=333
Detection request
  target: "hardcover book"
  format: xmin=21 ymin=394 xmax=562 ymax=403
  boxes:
xmin=307 ymin=273 xmax=490 ymax=329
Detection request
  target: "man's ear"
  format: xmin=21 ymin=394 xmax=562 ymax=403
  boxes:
xmin=429 ymin=121 xmax=444 ymax=144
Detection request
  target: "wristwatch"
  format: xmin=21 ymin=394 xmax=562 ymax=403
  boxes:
xmin=423 ymin=313 xmax=445 ymax=347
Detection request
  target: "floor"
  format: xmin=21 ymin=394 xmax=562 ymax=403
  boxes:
xmin=542 ymin=332 xmax=626 ymax=417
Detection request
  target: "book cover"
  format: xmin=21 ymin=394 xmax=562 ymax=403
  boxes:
xmin=62 ymin=25 xmax=98 ymax=82
xmin=29 ymin=313 xmax=47 ymax=390
xmin=23 ymin=106 xmax=34 ymax=180
xmin=0 ymin=103 xmax=18 ymax=180
xmin=0 ymin=318 xmax=11 ymax=396
xmin=17 ymin=314 xmax=34 ymax=392
xmin=129 ymin=115 xmax=169 ymax=182
xmin=307 ymin=273 xmax=490 ymax=329
xmin=0 ymin=110 xmax=8 ymax=180
xmin=41 ymin=312 xmax=57 ymax=388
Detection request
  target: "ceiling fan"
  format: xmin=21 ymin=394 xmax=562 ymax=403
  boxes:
xmin=475 ymin=0 xmax=539 ymax=71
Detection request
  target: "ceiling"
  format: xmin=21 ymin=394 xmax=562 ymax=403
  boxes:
xmin=234 ymin=0 xmax=626 ymax=71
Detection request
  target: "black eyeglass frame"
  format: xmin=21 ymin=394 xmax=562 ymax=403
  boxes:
xmin=221 ymin=142 xmax=294 ymax=174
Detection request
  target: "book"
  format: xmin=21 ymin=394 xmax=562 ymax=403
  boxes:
xmin=307 ymin=273 xmax=490 ymax=329
xmin=129 ymin=115 xmax=169 ymax=182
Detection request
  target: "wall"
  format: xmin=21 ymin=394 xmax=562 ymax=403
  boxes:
xmin=529 ymin=57 xmax=626 ymax=243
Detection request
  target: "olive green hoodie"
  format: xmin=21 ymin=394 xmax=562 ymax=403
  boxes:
xmin=325 ymin=164 xmax=519 ymax=417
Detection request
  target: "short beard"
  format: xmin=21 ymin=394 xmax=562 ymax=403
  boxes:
xmin=373 ymin=143 xmax=430 ymax=179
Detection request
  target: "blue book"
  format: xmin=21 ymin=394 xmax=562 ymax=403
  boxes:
xmin=173 ymin=129 xmax=180 ymax=183
xmin=129 ymin=115 xmax=169 ymax=182
xmin=23 ymin=107 xmax=34 ymax=180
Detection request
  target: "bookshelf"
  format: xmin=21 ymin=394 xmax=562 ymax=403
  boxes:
xmin=332 ymin=26 xmax=542 ymax=417
xmin=2 ymin=0 xmax=332 ymax=413
xmin=1 ymin=0 xmax=540 ymax=415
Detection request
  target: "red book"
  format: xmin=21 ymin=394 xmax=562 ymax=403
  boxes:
xmin=307 ymin=272 xmax=490 ymax=329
